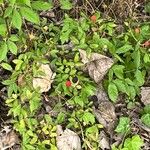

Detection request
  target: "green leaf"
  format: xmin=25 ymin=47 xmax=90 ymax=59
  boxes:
xmin=60 ymin=0 xmax=73 ymax=10
xmin=99 ymin=38 xmax=115 ymax=53
xmin=143 ymin=53 xmax=150 ymax=63
xmin=134 ymin=70 xmax=145 ymax=86
xmin=29 ymin=96 xmax=41 ymax=113
xmin=113 ymin=79 xmax=127 ymax=93
xmin=9 ymin=0 xmax=16 ymax=5
xmin=142 ymin=104 xmax=150 ymax=114
xmin=141 ymin=114 xmax=150 ymax=127
xmin=4 ymin=6 xmax=13 ymax=18
xmin=9 ymin=35 xmax=19 ymax=41
xmin=12 ymin=9 xmax=22 ymax=30
xmin=7 ymin=40 xmax=17 ymax=55
xmin=13 ymin=59 xmax=23 ymax=70
xmin=0 ymin=42 xmax=8 ymax=62
xmin=31 ymin=1 xmax=53 ymax=11
xmin=115 ymin=117 xmax=130 ymax=134
xmin=125 ymin=78 xmax=134 ymax=86
xmin=112 ymin=65 xmax=125 ymax=79
xmin=124 ymin=135 xmax=144 ymax=150
xmin=25 ymin=144 xmax=35 ymax=150
xmin=20 ymin=7 xmax=40 ymax=24
xmin=83 ymin=112 xmax=95 ymax=124
xmin=145 ymin=2 xmax=150 ymax=13
xmin=1 ymin=63 xmax=12 ymax=71
xmin=128 ymin=86 xmax=136 ymax=99
xmin=74 ymin=52 xmax=79 ymax=62
xmin=108 ymin=69 xmax=113 ymax=81
xmin=116 ymin=44 xmax=133 ymax=54
xmin=19 ymin=0 xmax=31 ymax=6
xmin=108 ymin=82 xmax=118 ymax=102
xmin=74 ymin=96 xmax=84 ymax=107
xmin=2 ymin=79 xmax=15 ymax=85
xmin=133 ymin=50 xmax=140 ymax=69
xmin=0 ymin=0 xmax=3 ymax=4
xmin=0 ymin=24 xmax=7 ymax=36
xmin=56 ymin=112 xmax=65 ymax=124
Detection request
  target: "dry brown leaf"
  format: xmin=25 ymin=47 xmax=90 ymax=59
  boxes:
xmin=79 ymin=49 xmax=113 ymax=83
xmin=93 ymin=101 xmax=116 ymax=135
xmin=140 ymin=87 xmax=150 ymax=105
xmin=96 ymin=84 xmax=109 ymax=102
xmin=33 ymin=64 xmax=55 ymax=93
xmin=99 ymin=131 xmax=110 ymax=150
xmin=56 ymin=125 xmax=82 ymax=150
xmin=93 ymin=84 xmax=116 ymax=134
xmin=0 ymin=125 xmax=19 ymax=150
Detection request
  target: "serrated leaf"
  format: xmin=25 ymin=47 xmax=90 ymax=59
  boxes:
xmin=56 ymin=112 xmax=65 ymax=124
xmin=112 ymin=65 xmax=125 ymax=79
xmin=142 ymin=104 xmax=150 ymax=114
xmin=134 ymin=70 xmax=145 ymax=86
xmin=1 ymin=63 xmax=12 ymax=71
xmin=31 ymin=1 xmax=53 ymax=10
xmin=4 ymin=6 xmax=13 ymax=18
xmin=12 ymin=9 xmax=22 ymax=30
xmin=116 ymin=44 xmax=133 ymax=54
xmin=0 ymin=24 xmax=7 ymax=36
xmin=133 ymin=50 xmax=140 ymax=69
xmin=74 ymin=52 xmax=79 ymax=62
xmin=7 ymin=40 xmax=17 ymax=55
xmin=124 ymin=135 xmax=143 ymax=150
xmin=115 ymin=117 xmax=130 ymax=134
xmin=143 ymin=53 xmax=150 ymax=63
xmin=141 ymin=114 xmax=150 ymax=127
xmin=9 ymin=35 xmax=19 ymax=41
xmin=108 ymin=82 xmax=118 ymax=102
xmin=19 ymin=0 xmax=31 ymax=6
xmin=74 ymin=96 xmax=84 ymax=107
xmin=20 ymin=7 xmax=40 ymax=24
xmin=2 ymin=79 xmax=14 ymax=85
xmin=0 ymin=42 xmax=8 ymax=62
xmin=125 ymin=78 xmax=134 ymax=86
xmin=128 ymin=86 xmax=136 ymax=99
xmin=13 ymin=59 xmax=23 ymax=70
xmin=113 ymin=79 xmax=127 ymax=93
xmin=83 ymin=112 xmax=95 ymax=124
xmin=60 ymin=0 xmax=73 ymax=10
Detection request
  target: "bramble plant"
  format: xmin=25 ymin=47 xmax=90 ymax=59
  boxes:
xmin=140 ymin=104 xmax=150 ymax=127
xmin=112 ymin=135 xmax=144 ymax=150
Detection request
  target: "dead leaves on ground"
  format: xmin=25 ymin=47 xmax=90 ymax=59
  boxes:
xmin=79 ymin=49 xmax=114 ymax=83
xmin=0 ymin=125 xmax=19 ymax=150
xmin=140 ymin=87 xmax=150 ymax=105
xmin=56 ymin=125 xmax=82 ymax=150
xmin=33 ymin=63 xmax=55 ymax=93
xmin=93 ymin=85 xmax=117 ymax=130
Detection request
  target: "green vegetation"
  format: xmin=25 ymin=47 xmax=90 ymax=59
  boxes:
xmin=0 ymin=0 xmax=150 ymax=150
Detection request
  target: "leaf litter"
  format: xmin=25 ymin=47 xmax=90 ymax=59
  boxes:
xmin=0 ymin=1 xmax=150 ymax=149
xmin=33 ymin=63 xmax=55 ymax=93
xmin=79 ymin=49 xmax=114 ymax=83
xmin=56 ymin=125 xmax=82 ymax=150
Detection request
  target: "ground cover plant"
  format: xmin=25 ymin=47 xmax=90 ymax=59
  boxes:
xmin=0 ymin=0 xmax=150 ymax=150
